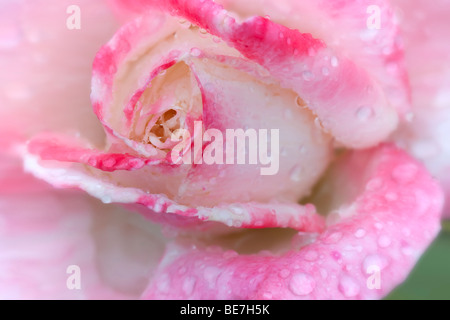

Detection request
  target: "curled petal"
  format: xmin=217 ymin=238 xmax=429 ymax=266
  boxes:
xmin=113 ymin=0 xmax=407 ymax=148
xmin=24 ymin=150 xmax=324 ymax=232
xmin=141 ymin=144 xmax=443 ymax=299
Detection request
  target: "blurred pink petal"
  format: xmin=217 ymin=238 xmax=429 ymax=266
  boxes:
xmin=0 ymin=152 xmax=167 ymax=299
xmin=0 ymin=0 xmax=120 ymax=146
xmin=391 ymin=0 xmax=450 ymax=217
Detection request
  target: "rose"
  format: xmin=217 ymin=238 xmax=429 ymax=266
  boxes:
xmin=0 ymin=0 xmax=448 ymax=299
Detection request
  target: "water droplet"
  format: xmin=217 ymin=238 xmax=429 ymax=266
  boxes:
xmin=212 ymin=36 xmax=221 ymax=43
xmin=304 ymin=250 xmax=319 ymax=262
xmin=199 ymin=28 xmax=208 ymax=37
xmin=338 ymin=275 xmax=360 ymax=298
xmin=290 ymin=165 xmax=302 ymax=182
xmin=354 ymin=229 xmax=366 ymax=238
xmin=262 ymin=291 xmax=273 ymax=299
xmin=279 ymin=32 xmax=284 ymax=39
xmin=223 ymin=250 xmax=238 ymax=259
xmin=286 ymin=37 xmax=292 ymax=45
xmin=314 ymin=117 xmax=323 ymax=130
xmin=331 ymin=251 xmax=342 ymax=261
xmin=378 ymin=235 xmax=391 ymax=248
xmin=324 ymin=232 xmax=343 ymax=244
xmin=363 ymin=254 xmax=388 ymax=272
xmin=322 ymin=67 xmax=330 ymax=76
xmin=182 ymin=277 xmax=196 ymax=295
xmin=302 ymin=71 xmax=313 ymax=81
xmin=157 ymin=273 xmax=171 ymax=293
xmin=366 ymin=178 xmax=383 ymax=191
xmin=190 ymin=48 xmax=202 ymax=57
xmin=230 ymin=206 xmax=245 ymax=215
xmin=392 ymin=163 xmax=418 ymax=184
xmin=178 ymin=19 xmax=191 ymax=28
xmin=401 ymin=246 xmax=414 ymax=256
xmin=289 ymin=273 xmax=315 ymax=296
xmin=204 ymin=267 xmax=221 ymax=287
xmin=331 ymin=56 xmax=339 ymax=67
xmin=402 ymin=228 xmax=411 ymax=237
xmin=356 ymin=106 xmax=374 ymax=121
xmin=101 ymin=196 xmax=112 ymax=204
xmin=375 ymin=222 xmax=383 ymax=230
xmin=295 ymin=96 xmax=307 ymax=107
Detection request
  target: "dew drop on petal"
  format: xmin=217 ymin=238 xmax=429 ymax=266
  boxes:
xmin=354 ymin=228 xmax=366 ymax=238
xmin=302 ymin=71 xmax=314 ymax=81
xmin=324 ymin=231 xmax=343 ymax=244
xmin=190 ymin=48 xmax=202 ymax=57
xmin=295 ymin=96 xmax=307 ymax=107
xmin=321 ymin=67 xmax=330 ymax=76
xmin=331 ymin=56 xmax=339 ymax=67
xmin=392 ymin=163 xmax=418 ymax=184
xmin=338 ymin=275 xmax=360 ymax=298
xmin=363 ymin=254 xmax=388 ymax=272
xmin=204 ymin=266 xmax=221 ymax=287
xmin=378 ymin=235 xmax=391 ymax=248
xmin=304 ymin=250 xmax=319 ymax=262
xmin=356 ymin=106 xmax=374 ymax=121
xmin=290 ymin=165 xmax=302 ymax=182
xmin=365 ymin=178 xmax=383 ymax=191
xmin=182 ymin=277 xmax=197 ymax=295
xmin=314 ymin=117 xmax=323 ymax=130
xmin=157 ymin=274 xmax=171 ymax=293
xmin=289 ymin=273 xmax=316 ymax=296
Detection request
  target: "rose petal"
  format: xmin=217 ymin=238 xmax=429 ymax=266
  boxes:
xmin=23 ymin=149 xmax=325 ymax=232
xmin=391 ymin=0 xmax=450 ymax=217
xmin=0 ymin=152 xmax=167 ymax=299
xmin=140 ymin=144 xmax=443 ymax=299
xmin=113 ymin=0 xmax=406 ymax=149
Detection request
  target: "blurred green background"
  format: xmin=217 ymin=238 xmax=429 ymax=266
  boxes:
xmin=385 ymin=221 xmax=450 ymax=300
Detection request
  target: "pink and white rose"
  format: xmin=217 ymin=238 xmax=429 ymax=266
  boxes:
xmin=0 ymin=0 xmax=449 ymax=299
